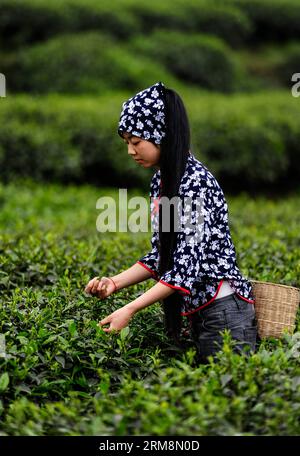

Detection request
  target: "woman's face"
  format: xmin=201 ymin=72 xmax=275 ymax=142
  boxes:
xmin=121 ymin=132 xmax=161 ymax=169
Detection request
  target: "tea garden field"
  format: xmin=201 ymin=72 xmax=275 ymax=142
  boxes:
xmin=0 ymin=180 xmax=299 ymax=435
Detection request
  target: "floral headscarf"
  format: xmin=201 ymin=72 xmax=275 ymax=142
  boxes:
xmin=117 ymin=81 xmax=166 ymax=145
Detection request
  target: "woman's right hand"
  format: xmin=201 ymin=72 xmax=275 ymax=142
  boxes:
xmin=84 ymin=276 xmax=117 ymax=299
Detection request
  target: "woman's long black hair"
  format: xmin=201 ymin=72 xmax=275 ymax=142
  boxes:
xmin=158 ymin=86 xmax=191 ymax=346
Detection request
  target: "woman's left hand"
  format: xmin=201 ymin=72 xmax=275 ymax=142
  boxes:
xmin=98 ymin=305 xmax=135 ymax=333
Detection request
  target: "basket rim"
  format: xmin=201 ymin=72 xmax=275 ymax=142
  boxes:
xmin=249 ymin=279 xmax=300 ymax=293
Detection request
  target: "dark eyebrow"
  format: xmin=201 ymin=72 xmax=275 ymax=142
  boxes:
xmin=123 ymin=134 xmax=141 ymax=143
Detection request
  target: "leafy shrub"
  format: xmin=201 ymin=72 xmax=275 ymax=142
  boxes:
xmin=1 ymin=91 xmax=300 ymax=191
xmin=186 ymin=90 xmax=300 ymax=190
xmin=0 ymin=0 xmax=140 ymax=50
xmin=0 ymin=180 xmax=299 ymax=435
xmin=0 ymin=0 xmax=252 ymax=50
xmin=2 ymin=0 xmax=300 ymax=53
xmin=0 ymin=93 xmax=153 ymax=187
xmin=125 ymin=0 xmax=253 ymax=47
xmin=128 ymin=30 xmax=244 ymax=92
xmin=0 ymin=120 xmax=81 ymax=182
xmin=275 ymin=42 xmax=300 ymax=87
xmin=232 ymin=45 xmax=292 ymax=92
xmin=3 ymin=32 xmax=178 ymax=94
xmin=232 ymin=0 xmax=300 ymax=43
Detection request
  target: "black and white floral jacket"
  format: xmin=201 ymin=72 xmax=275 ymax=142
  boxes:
xmin=136 ymin=151 xmax=255 ymax=317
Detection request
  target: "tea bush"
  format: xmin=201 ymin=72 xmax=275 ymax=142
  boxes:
xmin=128 ymin=31 xmax=243 ymax=92
xmin=0 ymin=91 xmax=299 ymax=191
xmin=3 ymin=31 xmax=178 ymax=94
xmin=1 ymin=0 xmax=300 ymax=50
xmin=275 ymin=42 xmax=300 ymax=87
xmin=0 ymin=0 xmax=252 ymax=49
xmin=0 ymin=180 xmax=299 ymax=435
xmin=124 ymin=0 xmax=252 ymax=47
xmin=1 ymin=0 xmax=299 ymax=95
xmin=0 ymin=0 xmax=140 ymax=50
xmin=232 ymin=0 xmax=300 ymax=43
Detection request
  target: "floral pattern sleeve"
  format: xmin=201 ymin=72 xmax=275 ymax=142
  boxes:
xmin=136 ymin=229 xmax=159 ymax=280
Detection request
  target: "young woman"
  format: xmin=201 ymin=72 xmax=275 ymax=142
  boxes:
xmin=85 ymin=81 xmax=258 ymax=364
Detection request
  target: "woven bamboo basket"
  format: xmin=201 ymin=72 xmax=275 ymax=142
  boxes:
xmin=250 ymin=279 xmax=300 ymax=339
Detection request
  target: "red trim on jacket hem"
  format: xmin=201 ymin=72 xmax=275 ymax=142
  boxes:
xmin=136 ymin=261 xmax=158 ymax=279
xmin=180 ymin=280 xmax=255 ymax=316
xmin=180 ymin=279 xmax=224 ymax=315
xmin=236 ymin=293 xmax=255 ymax=304
xmin=159 ymin=280 xmax=191 ymax=294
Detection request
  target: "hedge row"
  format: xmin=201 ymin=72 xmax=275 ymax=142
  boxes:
xmin=0 ymin=0 xmax=252 ymax=50
xmin=0 ymin=90 xmax=299 ymax=191
xmin=128 ymin=31 xmax=245 ymax=93
xmin=4 ymin=30 xmax=298 ymax=96
xmin=188 ymin=90 xmax=300 ymax=191
xmin=124 ymin=0 xmax=252 ymax=47
xmin=2 ymin=0 xmax=300 ymax=51
xmin=2 ymin=31 xmax=247 ymax=94
xmin=2 ymin=32 xmax=179 ymax=95
xmin=0 ymin=0 xmax=140 ymax=49
xmin=0 ymin=93 xmax=149 ymax=188
xmin=232 ymin=0 xmax=300 ymax=43
xmin=275 ymin=42 xmax=300 ymax=87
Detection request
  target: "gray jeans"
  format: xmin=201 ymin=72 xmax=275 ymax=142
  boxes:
xmin=189 ymin=292 xmax=258 ymax=364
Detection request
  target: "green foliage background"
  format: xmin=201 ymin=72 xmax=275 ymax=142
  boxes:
xmin=0 ymin=182 xmax=300 ymax=435
xmin=0 ymin=0 xmax=300 ymax=191
xmin=0 ymin=0 xmax=300 ymax=436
